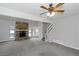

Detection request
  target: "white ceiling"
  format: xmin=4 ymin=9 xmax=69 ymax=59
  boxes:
xmin=0 ymin=3 xmax=79 ymax=20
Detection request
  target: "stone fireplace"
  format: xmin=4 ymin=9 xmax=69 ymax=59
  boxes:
xmin=15 ymin=21 xmax=29 ymax=41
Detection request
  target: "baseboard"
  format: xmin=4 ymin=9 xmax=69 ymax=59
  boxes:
xmin=0 ymin=39 xmax=14 ymax=43
xmin=47 ymin=40 xmax=79 ymax=51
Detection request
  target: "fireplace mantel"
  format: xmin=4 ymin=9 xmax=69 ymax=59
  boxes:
xmin=16 ymin=29 xmax=28 ymax=31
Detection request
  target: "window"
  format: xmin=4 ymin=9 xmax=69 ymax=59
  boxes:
xmin=9 ymin=26 xmax=15 ymax=38
xmin=32 ymin=27 xmax=38 ymax=37
xmin=29 ymin=27 xmax=32 ymax=37
xmin=28 ymin=27 xmax=39 ymax=37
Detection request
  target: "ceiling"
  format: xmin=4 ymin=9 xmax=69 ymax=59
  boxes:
xmin=0 ymin=3 xmax=79 ymax=20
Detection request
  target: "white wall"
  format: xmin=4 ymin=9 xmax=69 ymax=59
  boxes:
xmin=48 ymin=15 xmax=79 ymax=50
xmin=0 ymin=19 xmax=15 ymax=42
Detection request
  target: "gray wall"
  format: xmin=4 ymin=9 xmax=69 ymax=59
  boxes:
xmin=0 ymin=15 xmax=44 ymax=42
xmin=48 ymin=15 xmax=79 ymax=50
xmin=38 ymin=22 xmax=43 ymax=40
xmin=0 ymin=19 xmax=15 ymax=42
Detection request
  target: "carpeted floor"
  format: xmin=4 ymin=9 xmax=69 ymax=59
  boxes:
xmin=0 ymin=39 xmax=79 ymax=56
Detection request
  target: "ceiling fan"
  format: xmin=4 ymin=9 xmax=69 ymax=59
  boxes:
xmin=40 ymin=3 xmax=65 ymax=17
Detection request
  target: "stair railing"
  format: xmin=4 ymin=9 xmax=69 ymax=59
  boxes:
xmin=45 ymin=23 xmax=53 ymax=41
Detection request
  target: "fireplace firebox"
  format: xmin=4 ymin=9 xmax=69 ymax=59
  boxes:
xmin=15 ymin=31 xmax=28 ymax=41
xmin=20 ymin=31 xmax=26 ymax=37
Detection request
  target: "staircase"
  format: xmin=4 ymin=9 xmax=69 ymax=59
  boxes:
xmin=45 ymin=23 xmax=54 ymax=42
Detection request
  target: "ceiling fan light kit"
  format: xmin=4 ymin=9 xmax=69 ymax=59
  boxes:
xmin=47 ymin=12 xmax=55 ymax=17
xmin=40 ymin=3 xmax=65 ymax=17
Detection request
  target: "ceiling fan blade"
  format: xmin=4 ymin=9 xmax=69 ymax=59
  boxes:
xmin=55 ymin=3 xmax=64 ymax=8
xmin=40 ymin=12 xmax=48 ymax=15
xmin=40 ymin=6 xmax=48 ymax=10
xmin=54 ymin=10 xmax=65 ymax=12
